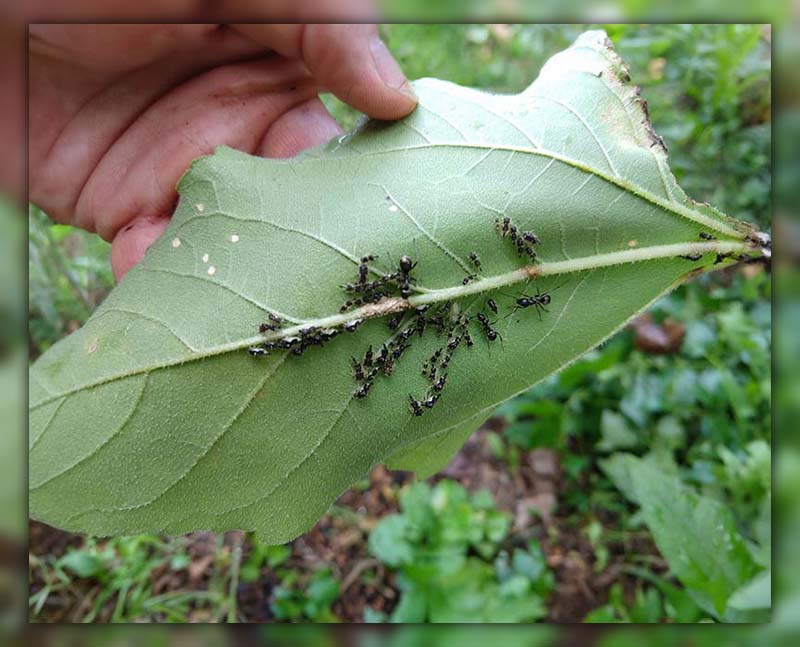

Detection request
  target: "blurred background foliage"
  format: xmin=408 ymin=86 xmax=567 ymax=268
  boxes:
xmin=28 ymin=23 xmax=771 ymax=624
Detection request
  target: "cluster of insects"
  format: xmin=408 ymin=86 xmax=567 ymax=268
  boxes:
xmin=495 ymin=216 xmax=540 ymax=261
xmin=247 ymin=214 xmax=560 ymax=417
xmin=247 ymin=313 xmax=365 ymax=358
xmin=340 ymin=254 xmax=417 ymax=312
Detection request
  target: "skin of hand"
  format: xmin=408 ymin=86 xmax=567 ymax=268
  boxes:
xmin=28 ymin=23 xmax=417 ymax=280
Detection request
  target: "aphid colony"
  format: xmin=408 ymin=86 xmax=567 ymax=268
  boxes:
xmin=495 ymin=216 xmax=540 ymax=261
xmin=340 ymin=253 xmax=417 ymax=311
xmin=248 ymin=215 xmax=550 ymax=416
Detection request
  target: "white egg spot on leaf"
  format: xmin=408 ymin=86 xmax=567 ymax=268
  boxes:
xmin=207 ymin=265 xmax=216 ymax=276
xmin=202 ymin=253 xmax=209 ymax=263
xmin=388 ymin=204 xmax=399 ymax=212
xmin=196 ymin=203 xmax=205 ymax=212
xmin=171 ymin=237 xmax=181 ymax=248
xmin=230 ymin=234 xmax=239 ymax=243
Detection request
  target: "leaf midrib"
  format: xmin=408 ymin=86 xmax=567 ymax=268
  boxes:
xmin=29 ymin=239 xmax=750 ymax=412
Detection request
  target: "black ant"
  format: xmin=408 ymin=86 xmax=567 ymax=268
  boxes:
xmin=409 ymin=395 xmax=424 ymax=416
xmin=397 ymin=254 xmax=417 ymax=298
xmin=506 ymin=283 xmax=560 ymax=320
xmin=476 ymin=312 xmax=501 ymax=343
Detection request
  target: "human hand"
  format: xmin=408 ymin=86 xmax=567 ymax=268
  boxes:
xmin=28 ymin=23 xmax=417 ymax=279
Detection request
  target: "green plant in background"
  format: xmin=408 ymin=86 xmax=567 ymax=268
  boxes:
xmin=29 ymin=534 xmax=231 ymax=622
xmin=368 ymin=480 xmax=553 ymax=622
xmin=270 ymin=568 xmax=340 ymax=623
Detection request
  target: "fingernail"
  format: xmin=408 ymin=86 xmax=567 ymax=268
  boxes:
xmin=370 ymin=37 xmax=417 ymax=101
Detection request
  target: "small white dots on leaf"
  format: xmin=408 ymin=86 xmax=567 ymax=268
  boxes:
xmin=230 ymin=234 xmax=240 ymax=243
xmin=196 ymin=203 xmax=205 ymax=212
xmin=202 ymin=253 xmax=209 ymax=263
xmin=388 ymin=204 xmax=399 ymax=213
xmin=207 ymin=266 xmax=216 ymax=276
xmin=171 ymin=238 xmax=181 ymax=248
xmin=628 ymin=239 xmax=638 ymax=247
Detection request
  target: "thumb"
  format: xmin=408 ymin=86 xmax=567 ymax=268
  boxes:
xmin=110 ymin=214 xmax=170 ymax=281
xmin=232 ymin=23 xmax=417 ymax=120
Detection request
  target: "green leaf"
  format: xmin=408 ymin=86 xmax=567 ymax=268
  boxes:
xmin=29 ymin=30 xmax=765 ymax=542
xmin=59 ymin=550 xmax=104 ymax=578
xmin=727 ymin=570 xmax=771 ymax=612
xmin=601 ymin=453 xmax=763 ymax=617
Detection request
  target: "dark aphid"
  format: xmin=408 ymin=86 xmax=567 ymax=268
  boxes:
xmin=357 ymin=255 xmax=378 ymax=284
xmin=388 ymin=312 xmax=404 ymax=330
xmin=399 ymin=327 xmax=415 ymax=342
xmin=299 ymin=326 xmax=318 ymax=337
xmin=363 ymin=345 xmax=374 ymax=367
xmin=371 ymin=290 xmax=389 ymax=303
xmin=376 ymin=344 xmax=390 ymax=365
xmin=279 ymin=336 xmax=302 ymax=349
xmin=447 ymin=335 xmax=461 ymax=352
xmin=487 ymin=298 xmax=498 ymax=314
xmin=522 ymin=231 xmax=540 ymax=245
xmin=344 ymin=318 xmax=363 ymax=333
xmin=292 ymin=347 xmax=304 ymax=356
xmin=416 ymin=315 xmax=428 ymax=337
xmin=679 ymin=253 xmax=703 ymax=261
xmin=462 ymin=274 xmax=477 ymax=285
xmin=464 ymin=330 xmax=474 ymax=347
xmin=699 ymin=232 xmax=716 ymax=240
xmin=416 ymin=305 xmax=431 ymax=314
xmin=248 ymin=346 xmax=269 ymax=357
xmin=355 ymin=382 xmax=373 ymax=399
xmin=430 ymin=348 xmax=443 ymax=364
xmin=269 ymin=313 xmax=283 ymax=324
xmin=432 ymin=373 xmax=447 ymax=393
xmin=409 ymin=395 xmax=424 ymax=416
xmin=382 ymin=360 xmax=395 ymax=376
xmin=468 ymin=251 xmax=482 ymax=269
xmin=340 ymin=296 xmax=365 ymax=312
xmin=495 ymin=216 xmax=512 ymax=237
xmin=258 ymin=322 xmax=276 ymax=333
xmin=392 ymin=342 xmax=411 ymax=360
xmin=351 ymin=357 xmax=365 ymax=381
xmin=508 ymin=224 xmax=518 ymax=242
xmin=422 ymin=393 xmax=440 ymax=409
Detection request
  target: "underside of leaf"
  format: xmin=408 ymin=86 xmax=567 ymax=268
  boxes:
xmin=29 ymin=30 xmax=765 ymax=543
